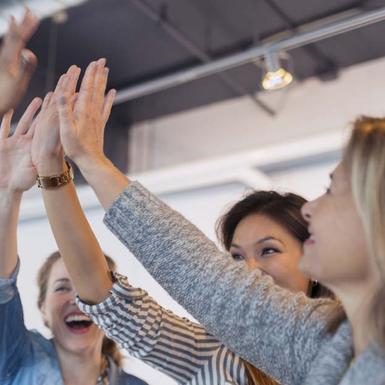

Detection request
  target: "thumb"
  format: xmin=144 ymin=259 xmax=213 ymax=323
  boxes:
xmin=19 ymin=49 xmax=37 ymax=81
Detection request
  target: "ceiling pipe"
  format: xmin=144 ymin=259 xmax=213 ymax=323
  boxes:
xmin=114 ymin=6 xmax=385 ymax=104
xmin=130 ymin=0 xmax=275 ymax=115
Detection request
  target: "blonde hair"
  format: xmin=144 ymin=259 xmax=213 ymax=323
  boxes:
xmin=37 ymin=251 xmax=122 ymax=367
xmin=342 ymin=116 xmax=385 ymax=347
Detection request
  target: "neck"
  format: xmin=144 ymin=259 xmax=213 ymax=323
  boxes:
xmin=55 ymin=343 xmax=105 ymax=385
xmin=332 ymin=279 xmax=377 ymax=357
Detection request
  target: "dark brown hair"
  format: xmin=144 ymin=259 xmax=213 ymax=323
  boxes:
xmin=37 ymin=251 xmax=122 ymax=367
xmin=216 ymin=190 xmax=334 ymax=385
xmin=216 ymin=190 xmax=333 ymax=298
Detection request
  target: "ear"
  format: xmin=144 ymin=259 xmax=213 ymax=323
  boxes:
xmin=40 ymin=302 xmax=50 ymax=328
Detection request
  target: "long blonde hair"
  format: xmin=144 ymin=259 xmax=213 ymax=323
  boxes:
xmin=37 ymin=251 xmax=122 ymax=367
xmin=342 ymin=116 xmax=385 ymax=347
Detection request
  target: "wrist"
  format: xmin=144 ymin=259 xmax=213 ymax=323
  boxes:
xmin=0 ymin=189 xmax=22 ymax=205
xmin=36 ymin=157 xmax=67 ymax=176
xmin=75 ymin=153 xmax=111 ymax=176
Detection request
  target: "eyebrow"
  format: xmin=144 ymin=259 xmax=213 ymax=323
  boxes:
xmin=231 ymin=236 xmax=284 ymax=248
xmin=53 ymin=278 xmax=71 ymax=285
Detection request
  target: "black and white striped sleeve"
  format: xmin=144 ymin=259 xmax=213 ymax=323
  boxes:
xmin=77 ymin=273 xmax=247 ymax=385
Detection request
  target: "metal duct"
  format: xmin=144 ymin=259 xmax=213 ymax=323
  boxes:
xmin=114 ymin=6 xmax=385 ymax=104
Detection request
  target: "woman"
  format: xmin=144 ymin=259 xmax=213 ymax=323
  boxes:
xmin=32 ymin=61 xmax=333 ymax=385
xmin=0 ymin=102 xmax=148 ymax=384
xmin=49 ymin=59 xmax=385 ymax=385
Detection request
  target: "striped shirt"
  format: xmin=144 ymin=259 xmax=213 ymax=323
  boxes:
xmin=77 ymin=273 xmax=248 ymax=385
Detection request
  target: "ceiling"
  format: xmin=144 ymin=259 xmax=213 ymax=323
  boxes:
xmin=3 ymin=0 xmax=385 ymax=174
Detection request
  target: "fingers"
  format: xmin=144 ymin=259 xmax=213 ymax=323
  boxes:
xmin=70 ymin=93 xmax=79 ymax=110
xmin=18 ymin=8 xmax=40 ymax=42
xmin=15 ymin=97 xmax=42 ymax=136
xmin=53 ymin=73 xmax=69 ymax=98
xmin=42 ymin=91 xmax=53 ymax=109
xmin=0 ymin=9 xmax=39 ymax=71
xmin=102 ymin=89 xmax=116 ymax=126
xmin=74 ymin=61 xmax=97 ymax=116
xmin=64 ymin=65 xmax=81 ymax=96
xmin=57 ymin=93 xmax=75 ymax=136
xmin=0 ymin=109 xmax=14 ymax=139
xmin=19 ymin=48 xmax=38 ymax=79
xmin=92 ymin=58 xmax=108 ymax=109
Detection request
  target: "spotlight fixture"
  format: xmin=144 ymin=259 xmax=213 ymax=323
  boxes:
xmin=261 ymin=51 xmax=293 ymax=91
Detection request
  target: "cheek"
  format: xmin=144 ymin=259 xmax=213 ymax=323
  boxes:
xmin=267 ymin=254 xmax=308 ymax=290
xmin=263 ymin=257 xmax=295 ymax=283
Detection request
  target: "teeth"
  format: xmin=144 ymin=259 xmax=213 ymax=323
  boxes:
xmin=65 ymin=314 xmax=91 ymax=323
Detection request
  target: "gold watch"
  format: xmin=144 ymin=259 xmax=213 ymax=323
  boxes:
xmin=37 ymin=161 xmax=74 ymax=189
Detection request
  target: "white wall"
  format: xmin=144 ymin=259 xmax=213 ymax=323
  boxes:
xmin=129 ymin=55 xmax=385 ymax=172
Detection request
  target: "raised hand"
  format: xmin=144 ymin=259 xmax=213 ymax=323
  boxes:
xmin=0 ymin=9 xmax=39 ymax=116
xmin=31 ymin=65 xmax=80 ymax=175
xmin=57 ymin=59 xmax=116 ymax=168
xmin=0 ymin=97 xmax=42 ymax=193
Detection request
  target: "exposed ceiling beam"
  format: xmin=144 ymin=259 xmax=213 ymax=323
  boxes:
xmin=131 ymin=0 xmax=275 ymax=116
xmin=114 ymin=6 xmax=385 ymax=104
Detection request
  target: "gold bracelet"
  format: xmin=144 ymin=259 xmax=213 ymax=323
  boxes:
xmin=37 ymin=161 xmax=74 ymax=189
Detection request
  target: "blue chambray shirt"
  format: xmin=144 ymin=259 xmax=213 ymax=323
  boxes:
xmin=0 ymin=262 xmax=148 ymax=385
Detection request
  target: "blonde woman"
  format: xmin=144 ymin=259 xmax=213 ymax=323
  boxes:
xmin=0 ymin=77 xmax=147 ymax=385
xmin=51 ymin=81 xmax=385 ymax=385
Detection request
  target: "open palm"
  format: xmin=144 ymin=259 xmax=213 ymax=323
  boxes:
xmin=0 ymin=98 xmax=41 ymax=192
xmin=0 ymin=10 xmax=39 ymax=116
xmin=58 ymin=60 xmax=116 ymax=165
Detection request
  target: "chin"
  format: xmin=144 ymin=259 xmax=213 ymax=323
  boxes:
xmin=299 ymin=255 xmax=317 ymax=280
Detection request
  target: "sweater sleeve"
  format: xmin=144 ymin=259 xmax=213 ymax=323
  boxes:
xmin=103 ymin=181 xmax=338 ymax=385
xmin=77 ymin=273 xmax=247 ymax=385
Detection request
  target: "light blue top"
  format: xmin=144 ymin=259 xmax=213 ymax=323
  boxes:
xmin=0 ymin=262 xmax=148 ymax=385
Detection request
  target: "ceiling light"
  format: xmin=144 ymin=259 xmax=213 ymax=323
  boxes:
xmin=261 ymin=51 xmax=293 ymax=91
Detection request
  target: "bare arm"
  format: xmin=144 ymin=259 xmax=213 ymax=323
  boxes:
xmin=0 ymin=99 xmax=41 ymax=278
xmin=32 ymin=62 xmax=115 ymax=304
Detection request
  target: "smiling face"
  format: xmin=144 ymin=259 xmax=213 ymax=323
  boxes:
xmin=300 ymin=163 xmax=372 ymax=291
xmin=230 ymin=213 xmax=310 ymax=293
xmin=39 ymin=258 xmax=104 ymax=356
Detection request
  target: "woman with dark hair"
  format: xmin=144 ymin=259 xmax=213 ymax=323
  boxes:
xmin=30 ymin=61 xmax=333 ymax=385
xmin=217 ymin=190 xmax=332 ymax=299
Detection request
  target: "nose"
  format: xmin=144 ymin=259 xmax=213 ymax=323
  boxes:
xmin=245 ymin=257 xmax=262 ymax=271
xmin=68 ymin=293 xmax=76 ymax=306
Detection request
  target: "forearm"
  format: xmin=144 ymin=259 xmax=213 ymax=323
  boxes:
xmin=75 ymin=155 xmax=130 ymax=211
xmin=40 ymin=159 xmax=112 ymax=303
xmin=0 ymin=191 xmax=22 ymax=278
xmin=103 ymin=182 xmax=336 ymax=384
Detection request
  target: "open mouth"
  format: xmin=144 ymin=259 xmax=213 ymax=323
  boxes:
xmin=64 ymin=313 xmax=93 ymax=334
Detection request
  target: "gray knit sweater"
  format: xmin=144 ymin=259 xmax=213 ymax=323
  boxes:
xmin=103 ymin=182 xmax=385 ymax=385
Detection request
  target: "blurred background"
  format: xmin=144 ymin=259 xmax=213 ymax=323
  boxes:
xmin=3 ymin=0 xmax=385 ymax=383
